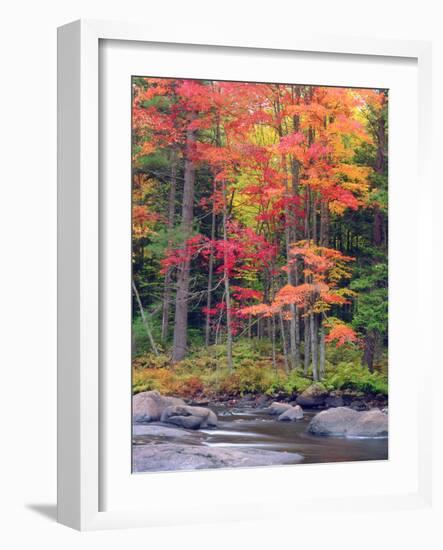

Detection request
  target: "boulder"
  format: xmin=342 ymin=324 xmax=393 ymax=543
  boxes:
xmin=308 ymin=407 xmax=360 ymax=435
xmin=133 ymin=443 xmax=303 ymax=472
xmin=132 ymin=424 xmax=202 ymax=439
xmin=346 ymin=409 xmax=388 ymax=437
xmin=296 ymin=383 xmax=329 ymax=408
xmin=133 ymin=390 xmax=186 ymax=422
xmin=308 ymin=406 xmax=389 ymax=437
xmin=268 ymin=402 xmax=292 ymax=415
xmin=165 ymin=415 xmax=203 ymax=430
xmin=160 ymin=404 xmax=218 ymax=429
xmin=278 ymin=405 xmax=304 ymax=421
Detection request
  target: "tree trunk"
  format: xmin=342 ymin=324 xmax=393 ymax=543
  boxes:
xmin=204 ymin=197 xmax=216 ymax=346
xmin=279 ymin=313 xmax=289 ymax=372
xmin=172 ymin=122 xmax=196 ymax=362
xmin=161 ymin=147 xmax=178 ymax=342
xmin=363 ymin=333 xmax=376 ymax=373
xmin=304 ymin=316 xmax=310 ymax=375
xmin=319 ymin=320 xmax=325 ymax=379
xmin=310 ymin=313 xmax=318 ymax=381
xmin=222 ymin=183 xmax=233 ymax=371
xmin=132 ymin=279 xmax=158 ymax=356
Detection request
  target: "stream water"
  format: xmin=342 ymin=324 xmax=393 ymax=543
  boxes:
xmin=200 ymin=405 xmax=388 ymax=464
xmin=134 ymin=405 xmax=388 ymax=466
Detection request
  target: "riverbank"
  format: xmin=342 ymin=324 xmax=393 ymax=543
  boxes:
xmin=132 ymin=395 xmax=388 ymax=472
xmin=132 ymin=342 xmax=388 ymax=409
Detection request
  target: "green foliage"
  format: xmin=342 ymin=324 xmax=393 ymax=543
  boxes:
xmin=266 ymin=371 xmax=312 ymax=396
xmin=351 ymin=261 xmax=388 ymax=336
xmin=132 ymin=340 xmax=387 ymax=398
xmin=323 ymin=362 xmax=388 ymax=395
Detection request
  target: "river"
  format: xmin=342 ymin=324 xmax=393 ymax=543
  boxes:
xmin=133 ymin=404 xmax=388 ymax=470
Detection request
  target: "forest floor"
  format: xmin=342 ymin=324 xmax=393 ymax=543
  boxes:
xmin=132 ymin=339 xmax=388 ymax=409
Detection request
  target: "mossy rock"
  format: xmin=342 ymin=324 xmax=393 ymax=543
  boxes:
xmin=296 ymin=383 xmax=329 ymax=408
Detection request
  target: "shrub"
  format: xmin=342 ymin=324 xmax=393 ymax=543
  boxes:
xmin=324 ymin=362 xmax=388 ymax=395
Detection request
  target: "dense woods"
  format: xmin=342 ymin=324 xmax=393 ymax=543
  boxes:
xmin=131 ymin=77 xmax=388 ymax=399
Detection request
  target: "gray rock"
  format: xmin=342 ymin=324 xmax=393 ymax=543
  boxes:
xmin=278 ymin=405 xmax=304 ymax=421
xmin=308 ymin=407 xmax=360 ymax=435
xmin=132 ymin=443 xmax=303 ymax=472
xmin=308 ymin=406 xmax=389 ymax=437
xmin=381 ymin=407 xmax=388 ymax=415
xmin=166 ymin=415 xmax=203 ymax=430
xmin=296 ymin=384 xmax=328 ymax=408
xmin=133 ymin=390 xmax=186 ymax=422
xmin=347 ymin=409 xmax=388 ymax=437
xmin=132 ymin=424 xmax=197 ymax=438
xmin=268 ymin=402 xmax=292 ymax=415
xmin=160 ymin=404 xmax=218 ymax=428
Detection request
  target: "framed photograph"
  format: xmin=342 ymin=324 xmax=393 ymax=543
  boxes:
xmin=57 ymin=19 xmax=433 ymax=530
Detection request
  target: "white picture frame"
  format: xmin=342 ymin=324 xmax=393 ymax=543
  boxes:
xmin=57 ymin=19 xmax=433 ymax=531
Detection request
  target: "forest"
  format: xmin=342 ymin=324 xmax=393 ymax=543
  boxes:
xmin=131 ymin=77 xmax=388 ymax=402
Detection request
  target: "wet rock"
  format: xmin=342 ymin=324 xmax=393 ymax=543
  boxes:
xmin=268 ymin=402 xmax=292 ymax=415
xmin=278 ymin=405 xmax=304 ymax=421
xmin=160 ymin=404 xmax=218 ymax=429
xmin=308 ymin=407 xmax=360 ymax=435
xmin=296 ymin=383 xmax=328 ymax=408
xmin=166 ymin=415 xmax=203 ymax=430
xmin=187 ymin=399 xmax=209 ymax=407
xmin=308 ymin=406 xmax=388 ymax=437
xmin=133 ymin=390 xmax=186 ymax=422
xmin=255 ymin=395 xmax=271 ymax=407
xmin=132 ymin=424 xmax=199 ymax=439
xmin=347 ymin=409 xmax=388 ymax=437
xmin=132 ymin=443 xmax=303 ymax=472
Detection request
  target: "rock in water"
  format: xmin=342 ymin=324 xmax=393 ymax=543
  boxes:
xmin=308 ymin=407 xmax=388 ymax=437
xmin=278 ymin=405 xmax=304 ymax=421
xmin=133 ymin=443 xmax=303 ymax=472
xmin=296 ymin=384 xmax=329 ymax=408
xmin=165 ymin=415 xmax=203 ymax=430
xmin=160 ymin=404 xmax=218 ymax=429
xmin=268 ymin=402 xmax=293 ymax=415
xmin=133 ymin=390 xmax=186 ymax=422
xmin=308 ymin=407 xmax=359 ymax=435
xmin=346 ymin=409 xmax=388 ymax=437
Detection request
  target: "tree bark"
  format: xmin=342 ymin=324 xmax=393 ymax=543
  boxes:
xmin=172 ymin=121 xmax=196 ymax=362
xmin=161 ymin=147 xmax=178 ymax=342
xmin=319 ymin=320 xmax=325 ymax=379
xmin=222 ymin=182 xmax=233 ymax=370
xmin=204 ymin=195 xmax=216 ymax=346
xmin=310 ymin=313 xmax=318 ymax=381
xmin=304 ymin=316 xmax=310 ymax=375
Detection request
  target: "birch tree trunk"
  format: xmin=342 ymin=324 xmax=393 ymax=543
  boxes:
xmin=132 ymin=279 xmax=158 ymax=356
